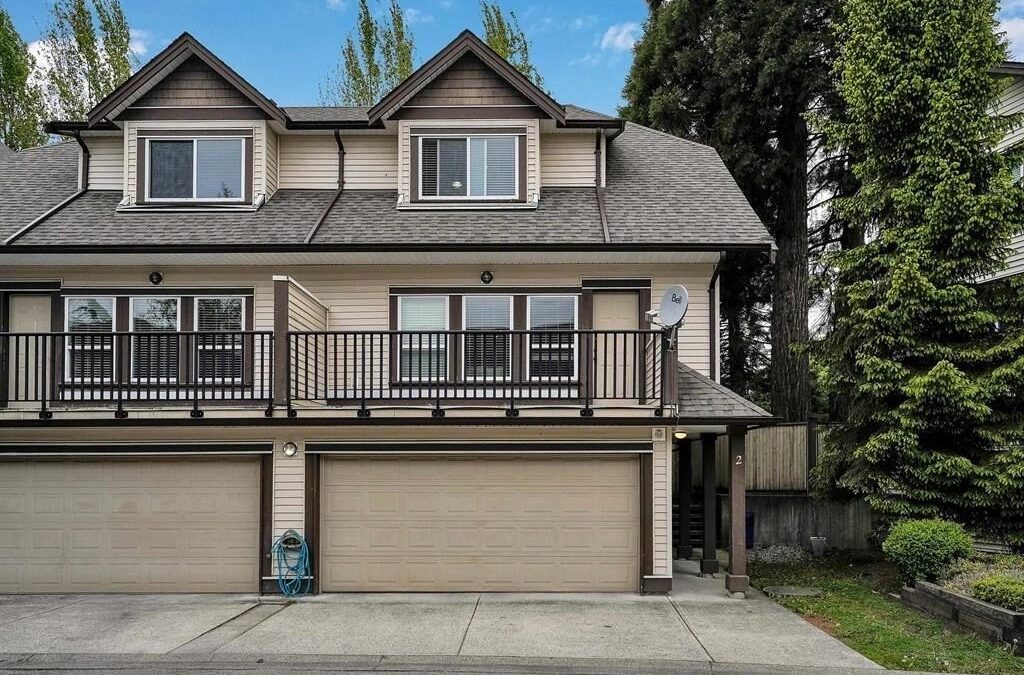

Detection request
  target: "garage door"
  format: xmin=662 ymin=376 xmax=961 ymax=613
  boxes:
xmin=0 ymin=457 xmax=260 ymax=593
xmin=320 ymin=455 xmax=639 ymax=592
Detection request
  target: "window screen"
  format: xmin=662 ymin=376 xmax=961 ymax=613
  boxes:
xmin=399 ymin=296 xmax=448 ymax=381
xmin=66 ymin=297 xmax=114 ymax=383
xmin=131 ymin=297 xmax=179 ymax=381
xmin=528 ymin=296 xmax=576 ymax=380
xmin=196 ymin=297 xmax=244 ymax=382
xmin=149 ymin=140 xmax=193 ymax=199
xmin=464 ymin=295 xmax=512 ymax=380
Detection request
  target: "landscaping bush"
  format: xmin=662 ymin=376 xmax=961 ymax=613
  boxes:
xmin=882 ymin=519 xmax=973 ymax=583
xmin=971 ymin=574 xmax=1024 ymax=611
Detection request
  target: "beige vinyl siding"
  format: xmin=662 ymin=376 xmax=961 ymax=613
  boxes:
xmin=540 ymin=133 xmax=596 ymax=187
xmin=265 ymin=126 xmax=279 ymax=196
xmin=272 ymin=440 xmax=304 ymax=565
xmin=398 ymin=119 xmax=541 ymax=203
xmin=123 ymin=120 xmax=266 ymax=204
xmin=997 ymin=232 xmax=1024 ymax=279
xmin=85 ymin=135 xmax=124 ymax=191
xmin=278 ymin=134 xmax=339 ymax=189
xmin=654 ymin=431 xmax=671 ymax=576
xmin=342 ymin=135 xmax=398 ymax=189
xmin=996 ymin=75 xmax=1024 ymax=151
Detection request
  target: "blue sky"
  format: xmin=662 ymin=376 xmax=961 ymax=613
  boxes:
xmin=3 ymin=0 xmax=650 ymax=114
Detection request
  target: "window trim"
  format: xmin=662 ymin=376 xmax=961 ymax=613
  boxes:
xmin=417 ymin=134 xmax=520 ymax=201
xmin=525 ymin=294 xmax=579 ymax=382
xmin=193 ymin=296 xmax=246 ymax=384
xmin=144 ymin=136 xmax=246 ymax=203
xmin=397 ymin=295 xmax=450 ymax=382
xmin=129 ymin=295 xmax=182 ymax=383
xmin=63 ymin=296 xmax=116 ymax=385
xmin=461 ymin=294 xmax=514 ymax=383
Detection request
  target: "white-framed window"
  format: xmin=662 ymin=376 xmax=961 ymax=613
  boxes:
xmin=527 ymin=295 xmax=578 ymax=382
xmin=462 ymin=295 xmax=513 ymax=381
xmin=195 ymin=297 xmax=245 ymax=383
xmin=130 ymin=297 xmax=180 ymax=382
xmin=419 ymin=135 xmax=518 ymax=200
xmin=64 ymin=296 xmax=115 ymax=384
xmin=146 ymin=137 xmax=245 ymax=202
xmin=398 ymin=295 xmax=448 ymax=381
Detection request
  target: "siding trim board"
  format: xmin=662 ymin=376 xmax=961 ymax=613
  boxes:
xmin=305 ymin=441 xmax=654 ymax=454
xmin=0 ymin=442 xmax=273 ymax=455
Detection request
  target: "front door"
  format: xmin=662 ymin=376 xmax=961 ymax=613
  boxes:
xmin=591 ymin=291 xmax=641 ymax=400
xmin=5 ymin=294 xmax=52 ymax=406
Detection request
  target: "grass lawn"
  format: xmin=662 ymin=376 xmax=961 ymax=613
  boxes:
xmin=749 ymin=554 xmax=1024 ymax=674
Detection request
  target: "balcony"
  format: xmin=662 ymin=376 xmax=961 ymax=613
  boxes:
xmin=2 ymin=328 xmax=671 ymax=419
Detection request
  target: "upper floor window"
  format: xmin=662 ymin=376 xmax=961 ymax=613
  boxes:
xmin=130 ymin=297 xmax=180 ymax=382
xmin=147 ymin=137 xmax=244 ymax=202
xmin=65 ymin=297 xmax=115 ymax=383
xmin=419 ymin=135 xmax=518 ymax=200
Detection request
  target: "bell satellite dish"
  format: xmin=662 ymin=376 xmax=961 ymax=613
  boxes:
xmin=659 ymin=284 xmax=689 ymax=327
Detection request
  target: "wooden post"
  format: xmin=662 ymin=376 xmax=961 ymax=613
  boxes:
xmin=726 ymin=425 xmax=749 ymax=596
xmin=700 ymin=432 xmax=719 ymax=574
xmin=677 ymin=438 xmax=693 ymax=559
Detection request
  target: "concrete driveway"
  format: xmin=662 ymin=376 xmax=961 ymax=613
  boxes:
xmin=0 ymin=570 xmax=879 ymax=672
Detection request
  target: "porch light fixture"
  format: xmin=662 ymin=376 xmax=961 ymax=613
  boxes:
xmin=480 ymin=270 xmax=494 ymax=285
xmin=673 ymin=431 xmax=688 ymax=440
xmin=148 ymin=271 xmax=163 ymax=285
xmin=282 ymin=442 xmax=298 ymax=457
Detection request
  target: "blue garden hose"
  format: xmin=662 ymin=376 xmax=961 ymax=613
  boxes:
xmin=271 ymin=529 xmax=311 ymax=597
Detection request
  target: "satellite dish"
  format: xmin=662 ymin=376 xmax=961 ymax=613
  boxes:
xmin=659 ymin=284 xmax=689 ymax=327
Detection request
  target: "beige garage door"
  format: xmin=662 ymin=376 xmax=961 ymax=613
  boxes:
xmin=0 ymin=457 xmax=260 ymax=593
xmin=320 ymin=455 xmax=639 ymax=592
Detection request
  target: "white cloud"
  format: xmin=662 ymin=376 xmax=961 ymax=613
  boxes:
xmin=570 ymin=53 xmax=602 ymax=67
xmin=405 ymin=7 xmax=434 ymax=24
xmin=600 ymin=22 xmax=640 ymax=52
xmin=129 ymin=28 xmax=150 ymax=56
xmin=999 ymin=17 xmax=1024 ymax=59
xmin=326 ymin=0 xmax=346 ymax=10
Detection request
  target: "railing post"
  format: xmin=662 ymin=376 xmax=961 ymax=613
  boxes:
xmin=38 ymin=335 xmax=52 ymax=419
xmin=580 ymin=331 xmax=593 ymax=417
xmin=115 ymin=333 xmax=127 ymax=418
xmin=506 ymin=332 xmax=518 ymax=417
xmin=190 ymin=334 xmax=203 ymax=418
xmin=272 ymin=276 xmax=290 ymax=416
xmin=265 ymin=332 xmax=274 ymax=417
xmin=657 ymin=328 xmax=673 ymax=417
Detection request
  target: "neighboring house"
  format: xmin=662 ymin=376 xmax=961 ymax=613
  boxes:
xmin=0 ymin=31 xmax=774 ymax=596
xmin=992 ymin=61 xmax=1024 ymax=278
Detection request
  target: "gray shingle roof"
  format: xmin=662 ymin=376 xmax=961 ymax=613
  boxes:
xmin=604 ymin=123 xmax=772 ymax=247
xmin=677 ymin=363 xmax=773 ymax=420
xmin=0 ymin=141 xmax=79 ymax=241
xmin=4 ymin=122 xmax=773 ymax=250
xmin=564 ymin=104 xmax=616 ymax=123
xmin=283 ymin=106 xmax=371 ymax=123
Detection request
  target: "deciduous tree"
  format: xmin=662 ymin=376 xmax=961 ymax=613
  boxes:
xmin=479 ymin=1 xmax=542 ymax=88
xmin=0 ymin=7 xmax=47 ymax=149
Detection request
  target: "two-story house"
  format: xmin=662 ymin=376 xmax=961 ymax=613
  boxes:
xmin=0 ymin=31 xmax=774 ymax=597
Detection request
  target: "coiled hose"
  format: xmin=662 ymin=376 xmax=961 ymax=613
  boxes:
xmin=271 ymin=529 xmax=311 ymax=597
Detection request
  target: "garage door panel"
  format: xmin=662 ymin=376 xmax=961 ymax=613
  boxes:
xmin=321 ymin=456 xmax=640 ymax=592
xmin=0 ymin=458 xmax=260 ymax=593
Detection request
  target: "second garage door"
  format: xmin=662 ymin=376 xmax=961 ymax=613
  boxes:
xmin=0 ymin=457 xmax=260 ymax=593
xmin=320 ymin=455 xmax=640 ymax=592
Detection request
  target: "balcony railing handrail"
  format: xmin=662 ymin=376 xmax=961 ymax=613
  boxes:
xmin=288 ymin=329 xmax=664 ymax=336
xmin=0 ymin=330 xmax=274 ymax=337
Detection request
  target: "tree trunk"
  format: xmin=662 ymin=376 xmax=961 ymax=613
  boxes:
xmin=770 ymin=107 xmax=811 ymax=421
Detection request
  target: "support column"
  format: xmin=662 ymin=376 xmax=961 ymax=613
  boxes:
xmin=272 ymin=276 xmax=290 ymax=408
xmin=677 ymin=438 xmax=693 ymax=560
xmin=726 ymin=425 xmax=749 ymax=597
xmin=700 ymin=432 xmax=719 ymax=574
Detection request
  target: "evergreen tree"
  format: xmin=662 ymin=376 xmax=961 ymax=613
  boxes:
xmin=321 ymin=0 xmax=414 ymax=106
xmin=479 ymin=1 xmax=542 ymax=88
xmin=816 ymin=0 xmax=1024 ymax=542
xmin=622 ymin=0 xmax=840 ymax=417
xmin=0 ymin=6 xmax=47 ymax=150
xmin=40 ymin=0 xmax=134 ymax=120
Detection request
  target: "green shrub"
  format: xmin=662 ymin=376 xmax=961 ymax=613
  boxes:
xmin=882 ymin=519 xmax=973 ymax=583
xmin=971 ymin=574 xmax=1024 ymax=611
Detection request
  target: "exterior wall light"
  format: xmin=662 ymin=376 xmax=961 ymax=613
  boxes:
xmin=673 ymin=431 xmax=688 ymax=440
xmin=282 ymin=441 xmax=298 ymax=457
xmin=149 ymin=271 xmax=163 ymax=285
xmin=480 ymin=270 xmax=494 ymax=284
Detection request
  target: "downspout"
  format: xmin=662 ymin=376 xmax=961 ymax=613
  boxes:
xmin=595 ymin=130 xmax=611 ymax=244
xmin=304 ymin=129 xmax=345 ymax=245
xmin=73 ymin=130 xmax=90 ymax=190
xmin=708 ymin=261 xmax=722 ymax=382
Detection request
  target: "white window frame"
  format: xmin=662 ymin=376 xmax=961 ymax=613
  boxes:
xmin=461 ymin=295 xmax=514 ymax=382
xmin=194 ymin=296 xmax=246 ymax=384
xmin=129 ymin=296 xmax=181 ymax=383
xmin=144 ymin=136 xmax=247 ymax=203
xmin=526 ymin=295 xmax=579 ymax=382
xmin=63 ymin=296 xmax=116 ymax=385
xmin=417 ymin=134 xmax=520 ymax=201
xmin=397 ymin=295 xmax=449 ymax=382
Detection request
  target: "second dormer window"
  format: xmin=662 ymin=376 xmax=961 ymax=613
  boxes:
xmin=147 ymin=137 xmax=245 ymax=202
xmin=419 ymin=135 xmax=518 ymax=199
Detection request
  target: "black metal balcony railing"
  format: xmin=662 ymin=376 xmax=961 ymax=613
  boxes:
xmin=0 ymin=331 xmax=274 ymax=417
xmin=288 ymin=330 xmax=667 ymax=417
